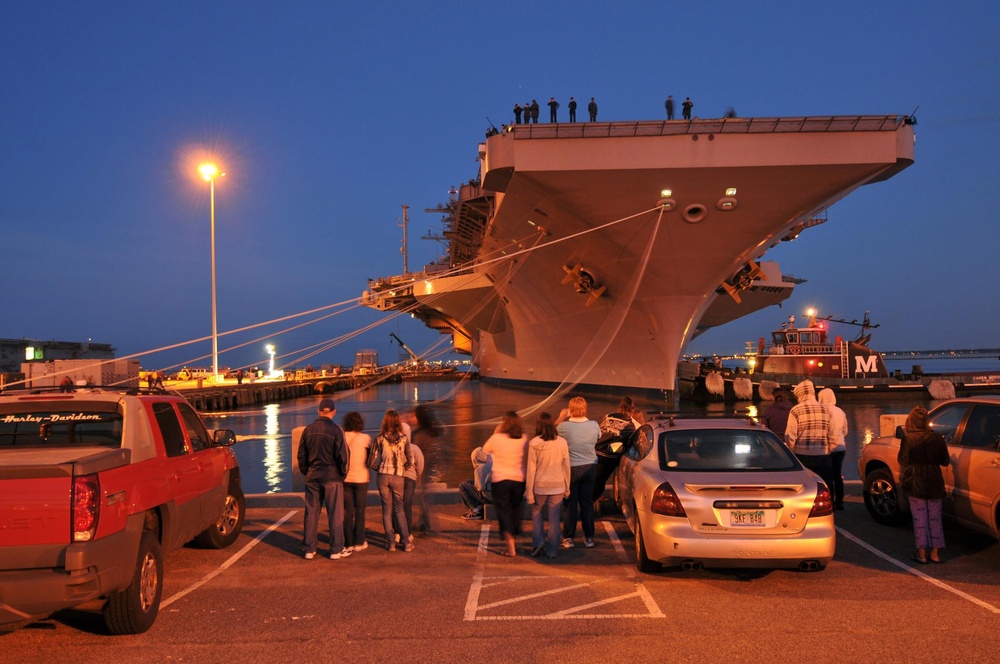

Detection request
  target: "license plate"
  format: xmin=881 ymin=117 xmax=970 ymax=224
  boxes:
xmin=730 ymin=510 xmax=766 ymax=527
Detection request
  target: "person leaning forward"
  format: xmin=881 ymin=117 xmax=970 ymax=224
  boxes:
xmin=298 ymin=398 xmax=351 ymax=560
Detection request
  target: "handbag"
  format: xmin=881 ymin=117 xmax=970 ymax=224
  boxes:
xmin=595 ymin=432 xmax=625 ymax=459
xmin=365 ymin=441 xmax=381 ymax=470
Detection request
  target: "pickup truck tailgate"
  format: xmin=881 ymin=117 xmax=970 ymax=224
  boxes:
xmin=0 ymin=447 xmax=128 ymax=547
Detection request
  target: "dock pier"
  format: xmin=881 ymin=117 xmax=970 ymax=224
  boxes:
xmin=176 ymin=375 xmax=364 ymax=411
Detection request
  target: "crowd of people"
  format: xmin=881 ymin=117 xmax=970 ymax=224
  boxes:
xmin=301 ymin=383 xmax=944 ymax=565
xmin=763 ymin=379 xmax=948 ymax=563
xmin=509 ymin=95 xmax=718 ymax=126
xmin=297 ymin=399 xmax=440 ymax=559
xmin=298 ymin=395 xmax=642 ymax=560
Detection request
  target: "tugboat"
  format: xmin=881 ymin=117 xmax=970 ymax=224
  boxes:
xmin=679 ymin=309 xmax=1000 ymax=401
xmin=750 ymin=310 xmax=886 ymax=380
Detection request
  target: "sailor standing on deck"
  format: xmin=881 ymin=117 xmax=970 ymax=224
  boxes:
xmin=665 ymin=95 xmax=675 ymax=120
xmin=548 ymin=97 xmax=559 ymax=122
xmin=513 ymin=103 xmax=523 ymax=124
xmin=568 ymin=97 xmax=577 ymax=122
xmin=530 ymin=100 xmax=539 ymax=123
xmin=588 ymin=97 xmax=598 ymax=122
xmin=682 ymin=96 xmax=694 ymax=120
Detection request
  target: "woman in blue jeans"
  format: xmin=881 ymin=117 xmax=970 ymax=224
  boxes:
xmin=375 ymin=410 xmax=414 ymax=552
xmin=556 ymin=397 xmax=601 ymax=549
xmin=526 ymin=412 xmax=570 ymax=558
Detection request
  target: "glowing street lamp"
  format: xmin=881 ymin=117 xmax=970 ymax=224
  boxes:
xmin=266 ymin=344 xmax=276 ymax=377
xmin=200 ymin=163 xmax=223 ymax=381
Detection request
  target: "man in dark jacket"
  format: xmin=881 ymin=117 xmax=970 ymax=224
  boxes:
xmin=298 ymin=398 xmax=351 ymax=559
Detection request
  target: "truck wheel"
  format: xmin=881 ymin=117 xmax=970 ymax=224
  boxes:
xmin=104 ymin=529 xmax=162 ymax=635
xmin=195 ymin=482 xmax=245 ymax=549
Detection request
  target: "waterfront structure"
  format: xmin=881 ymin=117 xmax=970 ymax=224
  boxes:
xmin=362 ymin=116 xmax=915 ymax=396
xmin=0 ymin=338 xmax=115 ymax=373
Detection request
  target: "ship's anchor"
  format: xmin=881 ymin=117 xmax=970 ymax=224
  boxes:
xmin=561 ymin=263 xmax=607 ymax=306
xmin=721 ymin=260 xmax=765 ymax=304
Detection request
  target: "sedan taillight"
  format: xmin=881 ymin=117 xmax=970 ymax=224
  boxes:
xmin=650 ymin=482 xmax=686 ymax=517
xmin=73 ymin=474 xmax=101 ymax=542
xmin=809 ymin=482 xmax=834 ymax=517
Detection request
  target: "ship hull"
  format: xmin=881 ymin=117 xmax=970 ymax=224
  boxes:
xmin=364 ymin=116 xmax=915 ymax=395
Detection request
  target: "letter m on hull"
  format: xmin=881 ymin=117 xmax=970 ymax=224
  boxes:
xmin=855 ymin=354 xmax=879 ymax=375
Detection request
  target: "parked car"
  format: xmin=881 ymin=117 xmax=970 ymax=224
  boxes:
xmin=613 ymin=415 xmax=835 ymax=573
xmin=859 ymin=396 xmax=1000 ymax=539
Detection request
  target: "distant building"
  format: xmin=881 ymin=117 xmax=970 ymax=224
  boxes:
xmin=0 ymin=338 xmax=116 ymax=373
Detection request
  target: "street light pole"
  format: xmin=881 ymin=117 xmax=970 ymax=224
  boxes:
xmin=199 ymin=163 xmax=221 ymax=382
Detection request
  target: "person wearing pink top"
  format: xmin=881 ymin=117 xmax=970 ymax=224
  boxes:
xmin=341 ymin=411 xmax=372 ymax=552
xmin=482 ymin=411 xmax=529 ymax=557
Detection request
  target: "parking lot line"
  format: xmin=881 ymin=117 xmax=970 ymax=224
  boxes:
xmin=162 ymin=509 xmax=298 ymax=608
xmin=837 ymin=525 xmax=1000 ymax=615
xmin=464 ymin=522 xmax=664 ymax=621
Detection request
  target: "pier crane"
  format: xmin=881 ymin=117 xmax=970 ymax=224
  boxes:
xmin=389 ymin=332 xmax=421 ymax=366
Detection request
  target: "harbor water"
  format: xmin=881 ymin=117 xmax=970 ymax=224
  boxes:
xmin=202 ymin=362 xmax=999 ymax=495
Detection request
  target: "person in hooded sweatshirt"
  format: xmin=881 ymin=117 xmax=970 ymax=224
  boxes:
xmin=762 ymin=388 xmax=793 ymax=442
xmin=897 ymin=406 xmax=949 ymax=563
xmin=785 ymin=380 xmax=835 ymax=492
xmin=818 ymin=388 xmax=848 ymax=510
xmin=525 ymin=412 xmax=570 ymax=559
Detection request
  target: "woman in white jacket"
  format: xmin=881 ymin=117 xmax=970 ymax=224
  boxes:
xmin=526 ymin=412 xmax=571 ymax=558
xmin=818 ymin=388 xmax=848 ymax=510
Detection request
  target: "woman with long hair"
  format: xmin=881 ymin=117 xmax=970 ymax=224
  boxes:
xmin=375 ymin=409 xmax=414 ymax=552
xmin=897 ymin=406 xmax=949 ymax=563
xmin=526 ymin=412 xmax=570 ymax=558
xmin=482 ymin=411 xmax=529 ymax=557
xmin=341 ymin=411 xmax=371 ymax=552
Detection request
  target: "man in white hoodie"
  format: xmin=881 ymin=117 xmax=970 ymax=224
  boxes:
xmin=785 ymin=380 xmax=835 ymax=493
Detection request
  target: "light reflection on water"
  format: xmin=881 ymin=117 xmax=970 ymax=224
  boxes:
xmin=203 ymin=380 xmax=954 ymax=495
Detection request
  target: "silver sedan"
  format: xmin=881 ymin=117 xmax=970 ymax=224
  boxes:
xmin=614 ymin=416 xmax=836 ymax=573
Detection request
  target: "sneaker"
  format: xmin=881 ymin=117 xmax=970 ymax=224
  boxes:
xmin=408 ymin=535 xmax=414 ymax=545
xmin=530 ymin=546 xmax=545 ymax=558
xmin=355 ymin=541 xmax=369 ymax=551
xmin=304 ymin=551 xmax=316 ymax=560
xmin=561 ymin=538 xmax=574 ymax=549
xmin=584 ymin=538 xmax=595 ymax=549
xmin=462 ymin=508 xmax=484 ymax=520
xmin=329 ymin=549 xmax=353 ymax=560
xmin=344 ymin=546 xmax=354 ymax=553
xmin=395 ymin=533 xmax=401 ymax=544
xmin=403 ymin=543 xmax=414 ymax=553
xmin=387 ymin=544 xmax=396 ymax=552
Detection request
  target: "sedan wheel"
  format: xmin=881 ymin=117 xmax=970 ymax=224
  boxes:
xmin=634 ymin=513 xmax=661 ymax=574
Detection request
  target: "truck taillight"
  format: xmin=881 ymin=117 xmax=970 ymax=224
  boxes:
xmin=73 ymin=474 xmax=101 ymax=541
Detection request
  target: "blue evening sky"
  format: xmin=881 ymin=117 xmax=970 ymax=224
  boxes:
xmin=2 ymin=1 xmax=998 ymax=372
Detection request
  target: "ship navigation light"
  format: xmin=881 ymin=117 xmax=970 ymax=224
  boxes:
xmin=725 ymin=187 xmax=737 ymax=196
xmin=660 ymin=189 xmax=672 ymax=197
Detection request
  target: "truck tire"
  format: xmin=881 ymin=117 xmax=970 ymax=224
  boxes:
xmin=104 ymin=529 xmax=162 ymax=635
xmin=195 ymin=482 xmax=245 ymax=549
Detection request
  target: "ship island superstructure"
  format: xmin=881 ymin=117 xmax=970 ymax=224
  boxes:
xmin=361 ymin=115 xmax=915 ymax=397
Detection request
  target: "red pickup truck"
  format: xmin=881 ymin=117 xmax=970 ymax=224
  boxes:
xmin=0 ymin=388 xmax=244 ymax=634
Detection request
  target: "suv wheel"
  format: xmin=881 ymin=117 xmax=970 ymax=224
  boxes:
xmin=863 ymin=468 xmax=907 ymax=526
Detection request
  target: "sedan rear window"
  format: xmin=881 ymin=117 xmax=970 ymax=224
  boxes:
xmin=659 ymin=429 xmax=800 ymax=472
